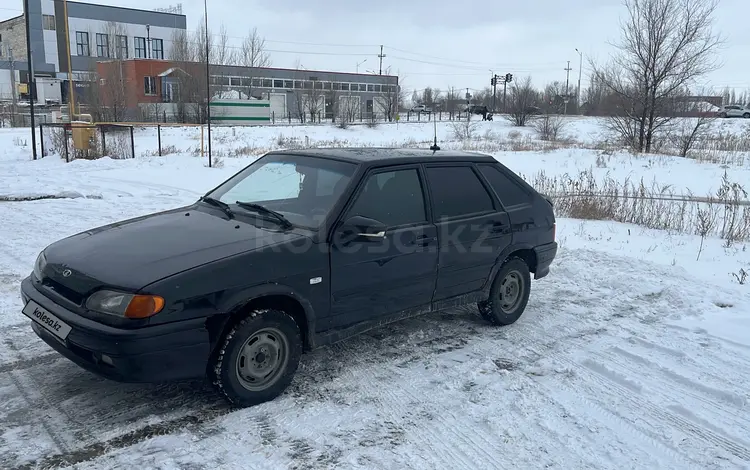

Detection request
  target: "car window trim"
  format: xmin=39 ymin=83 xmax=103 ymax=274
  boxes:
xmin=476 ymin=163 xmax=534 ymax=210
xmin=423 ymin=163 xmax=500 ymax=221
xmin=331 ymin=163 xmax=431 ymax=236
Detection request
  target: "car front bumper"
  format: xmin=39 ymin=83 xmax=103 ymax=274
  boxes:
xmin=533 ymin=241 xmax=558 ymax=280
xmin=20 ymin=276 xmax=211 ymax=383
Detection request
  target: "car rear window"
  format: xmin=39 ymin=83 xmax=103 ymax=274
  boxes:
xmin=477 ymin=163 xmax=531 ymax=208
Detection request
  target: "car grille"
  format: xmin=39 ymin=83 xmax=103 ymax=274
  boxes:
xmin=41 ymin=278 xmax=85 ymax=306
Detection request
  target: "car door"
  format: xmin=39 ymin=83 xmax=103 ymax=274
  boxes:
xmin=476 ymin=162 xmax=540 ymax=244
xmin=328 ymin=165 xmax=438 ymax=329
xmin=425 ymin=164 xmax=513 ymax=302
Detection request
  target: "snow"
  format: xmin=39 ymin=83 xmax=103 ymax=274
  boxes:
xmin=1 ymin=117 xmax=749 ymax=469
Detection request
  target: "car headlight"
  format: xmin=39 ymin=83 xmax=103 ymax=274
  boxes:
xmin=86 ymin=290 xmax=165 ymax=319
xmin=33 ymin=251 xmax=47 ymax=280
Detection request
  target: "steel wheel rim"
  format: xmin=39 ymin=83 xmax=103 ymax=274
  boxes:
xmin=499 ymin=270 xmax=523 ymax=313
xmin=235 ymin=327 xmax=289 ymax=392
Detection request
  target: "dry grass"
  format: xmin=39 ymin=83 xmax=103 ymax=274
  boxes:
xmin=528 ymin=169 xmax=750 ymax=242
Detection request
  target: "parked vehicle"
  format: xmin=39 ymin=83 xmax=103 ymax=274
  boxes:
xmin=717 ymin=105 xmax=750 ymax=118
xmin=409 ymin=104 xmax=432 ymax=113
xmin=464 ymin=105 xmax=489 ymax=115
xmin=21 ymin=148 xmax=558 ymax=407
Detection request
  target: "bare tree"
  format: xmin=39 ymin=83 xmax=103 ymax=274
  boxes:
xmin=239 ymin=27 xmax=271 ymax=100
xmin=532 ymin=114 xmax=568 ymax=141
xmin=374 ymin=67 xmax=403 ymax=122
xmin=592 ymin=0 xmax=722 ymax=153
xmin=443 ymin=86 xmax=460 ymax=119
xmin=505 ymin=76 xmax=539 ymax=126
xmin=304 ymin=80 xmax=325 ymax=123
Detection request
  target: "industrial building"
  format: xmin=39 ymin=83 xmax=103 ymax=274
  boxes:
xmin=1 ymin=0 xmax=399 ymax=124
xmin=0 ymin=0 xmax=185 ymax=107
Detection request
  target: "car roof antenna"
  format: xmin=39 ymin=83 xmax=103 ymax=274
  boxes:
xmin=429 ymin=115 xmax=440 ymax=151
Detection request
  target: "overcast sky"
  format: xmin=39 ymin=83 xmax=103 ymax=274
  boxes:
xmin=4 ymin=0 xmax=748 ymax=95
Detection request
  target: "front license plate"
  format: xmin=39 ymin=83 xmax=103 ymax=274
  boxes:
xmin=22 ymin=300 xmax=72 ymax=341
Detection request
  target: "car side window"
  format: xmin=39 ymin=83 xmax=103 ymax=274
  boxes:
xmin=347 ymin=168 xmax=427 ymax=227
xmin=477 ymin=164 xmax=531 ymax=208
xmin=426 ymin=166 xmax=494 ymax=220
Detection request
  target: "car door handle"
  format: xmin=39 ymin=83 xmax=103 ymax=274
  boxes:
xmin=487 ymin=221 xmax=510 ymax=233
xmin=413 ymin=234 xmax=436 ymax=246
xmin=358 ymin=231 xmax=386 ymax=238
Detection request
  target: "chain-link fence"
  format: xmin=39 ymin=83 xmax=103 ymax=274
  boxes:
xmin=40 ymin=123 xmax=135 ymax=162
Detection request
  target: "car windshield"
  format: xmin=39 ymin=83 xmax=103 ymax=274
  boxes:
xmin=205 ymin=154 xmax=357 ymax=229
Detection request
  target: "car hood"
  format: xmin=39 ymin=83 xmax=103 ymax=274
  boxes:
xmin=42 ymin=205 xmax=306 ymax=294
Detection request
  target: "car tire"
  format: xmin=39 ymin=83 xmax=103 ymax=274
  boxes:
xmin=212 ymin=309 xmax=302 ymax=407
xmin=477 ymin=257 xmax=531 ymax=326
xmin=743 ymin=113 xmax=750 ymax=119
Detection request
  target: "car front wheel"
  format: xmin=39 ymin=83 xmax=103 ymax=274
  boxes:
xmin=212 ymin=309 xmax=302 ymax=407
xmin=477 ymin=257 xmax=531 ymax=326
xmin=743 ymin=113 xmax=750 ymax=118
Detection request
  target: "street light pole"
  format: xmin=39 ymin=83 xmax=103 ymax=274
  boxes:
xmin=356 ymin=59 xmax=367 ymax=73
xmin=204 ymin=0 xmax=212 ymax=167
xmin=23 ymin=0 xmax=37 ymax=159
xmin=575 ymin=48 xmax=583 ymax=113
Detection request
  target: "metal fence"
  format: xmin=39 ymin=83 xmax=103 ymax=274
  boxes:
xmin=39 ymin=123 xmax=135 ymax=162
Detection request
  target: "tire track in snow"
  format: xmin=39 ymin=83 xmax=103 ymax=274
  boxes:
xmin=496 ymin=327 xmax=695 ymax=469
xmin=600 ymin=347 xmax=750 ymax=439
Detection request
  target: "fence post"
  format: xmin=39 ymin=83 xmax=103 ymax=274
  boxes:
xmin=158 ymin=125 xmax=162 ymax=156
xmin=129 ymin=126 xmax=135 ymax=159
xmin=39 ymin=124 xmax=45 ymax=158
xmin=64 ymin=125 xmax=70 ymax=163
xmin=272 ymin=111 xmax=275 ymax=124
xmin=100 ymin=125 xmax=107 ymax=156
xmin=201 ymin=125 xmax=204 ymax=157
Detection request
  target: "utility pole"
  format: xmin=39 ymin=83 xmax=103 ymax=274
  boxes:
xmin=23 ymin=0 xmax=38 ymax=159
xmin=575 ymin=48 xmax=583 ymax=113
xmin=503 ymin=73 xmax=512 ymax=114
xmin=491 ymin=74 xmax=498 ymax=112
xmin=204 ymin=0 xmax=212 ymax=167
xmin=564 ymin=60 xmax=572 ymax=115
xmin=8 ymin=46 xmax=17 ymax=126
xmin=378 ymin=45 xmax=385 ymax=75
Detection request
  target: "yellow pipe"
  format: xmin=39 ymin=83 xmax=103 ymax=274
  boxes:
xmin=63 ymin=0 xmax=75 ymax=119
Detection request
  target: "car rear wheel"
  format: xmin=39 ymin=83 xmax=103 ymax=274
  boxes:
xmin=477 ymin=258 xmax=531 ymax=326
xmin=212 ymin=309 xmax=302 ymax=407
xmin=743 ymin=113 xmax=750 ymax=118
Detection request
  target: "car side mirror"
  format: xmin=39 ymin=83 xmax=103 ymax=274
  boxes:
xmin=338 ymin=215 xmax=387 ymax=240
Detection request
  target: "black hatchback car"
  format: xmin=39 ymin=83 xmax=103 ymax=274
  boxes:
xmin=21 ymin=148 xmax=557 ymax=406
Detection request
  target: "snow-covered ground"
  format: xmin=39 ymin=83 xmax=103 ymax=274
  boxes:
xmin=1 ymin=118 xmax=749 ymax=469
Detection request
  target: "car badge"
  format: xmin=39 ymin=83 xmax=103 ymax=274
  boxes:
xmin=62 ymin=269 xmax=72 ymax=277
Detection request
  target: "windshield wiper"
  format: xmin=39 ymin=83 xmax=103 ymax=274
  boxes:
xmin=200 ymin=196 xmax=233 ymax=218
xmin=235 ymin=201 xmax=293 ymax=229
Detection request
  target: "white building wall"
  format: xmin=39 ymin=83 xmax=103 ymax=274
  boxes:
xmin=66 ymin=18 xmax=179 ymax=61
xmin=0 ymin=68 xmax=17 ymax=100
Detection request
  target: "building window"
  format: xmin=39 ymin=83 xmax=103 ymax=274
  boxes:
xmin=367 ymin=84 xmax=374 ymax=92
xmin=151 ymin=38 xmax=163 ymax=59
xmin=116 ymin=35 xmax=128 ymax=59
xmin=96 ymin=33 xmax=109 ymax=58
xmin=283 ymin=80 xmax=293 ymax=88
xmin=144 ymin=76 xmax=157 ymax=95
xmin=75 ymin=31 xmax=89 ymax=56
xmin=273 ymin=79 xmax=283 ymax=88
xmin=262 ymin=79 xmax=272 ymax=88
xmin=134 ymin=37 xmax=147 ymax=58
xmin=43 ymin=15 xmax=55 ymax=31
xmin=340 ymin=83 xmax=349 ymax=91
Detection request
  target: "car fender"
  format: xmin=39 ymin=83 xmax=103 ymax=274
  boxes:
xmin=481 ymin=243 xmax=536 ymax=295
xmin=218 ymin=282 xmax=317 ymax=343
